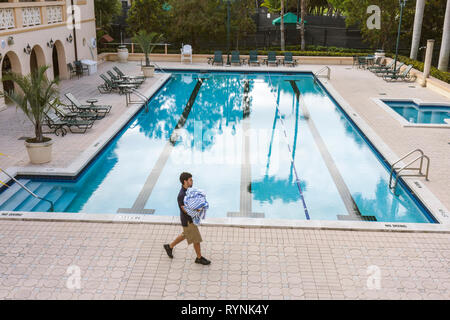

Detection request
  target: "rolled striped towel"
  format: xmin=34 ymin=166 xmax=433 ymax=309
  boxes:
xmin=184 ymin=187 xmax=209 ymax=225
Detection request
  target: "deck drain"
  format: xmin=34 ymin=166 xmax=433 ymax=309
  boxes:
xmin=408 ymin=86 xmax=416 ymax=88
xmin=379 ymin=93 xmax=387 ymax=95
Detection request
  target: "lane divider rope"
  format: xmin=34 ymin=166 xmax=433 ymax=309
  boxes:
xmin=266 ymin=73 xmax=310 ymax=220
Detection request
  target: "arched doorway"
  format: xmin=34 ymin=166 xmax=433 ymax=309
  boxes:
xmin=30 ymin=45 xmax=45 ymax=74
xmin=52 ymin=40 xmax=67 ymax=80
xmin=52 ymin=46 xmax=59 ymax=78
xmin=1 ymin=51 xmax=22 ymax=104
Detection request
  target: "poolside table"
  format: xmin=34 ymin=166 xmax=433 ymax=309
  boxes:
xmin=365 ymin=56 xmax=376 ymax=66
xmin=86 ymin=99 xmax=98 ymax=107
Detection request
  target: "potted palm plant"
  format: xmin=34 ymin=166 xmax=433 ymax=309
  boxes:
xmin=132 ymin=30 xmax=163 ymax=78
xmin=0 ymin=65 xmax=59 ymax=164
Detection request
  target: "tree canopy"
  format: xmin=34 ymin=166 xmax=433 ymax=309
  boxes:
xmin=94 ymin=0 xmax=122 ymax=33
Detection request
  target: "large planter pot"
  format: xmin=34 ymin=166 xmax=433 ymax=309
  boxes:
xmin=117 ymin=47 xmax=129 ymax=63
xmin=25 ymin=137 xmax=53 ymax=164
xmin=142 ymin=65 xmax=155 ymax=78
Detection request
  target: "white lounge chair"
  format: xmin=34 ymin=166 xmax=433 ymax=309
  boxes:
xmin=181 ymin=44 xmax=193 ymax=64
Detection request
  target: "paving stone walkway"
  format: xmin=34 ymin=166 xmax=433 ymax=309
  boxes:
xmin=0 ymin=220 xmax=449 ymax=300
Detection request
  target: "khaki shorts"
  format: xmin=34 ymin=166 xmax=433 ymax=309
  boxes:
xmin=182 ymin=222 xmax=203 ymax=245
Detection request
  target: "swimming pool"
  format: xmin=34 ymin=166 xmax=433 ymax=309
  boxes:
xmin=383 ymin=100 xmax=450 ymax=125
xmin=0 ymin=71 xmax=437 ymax=223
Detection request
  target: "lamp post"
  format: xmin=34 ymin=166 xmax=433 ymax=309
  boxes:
xmin=224 ymin=0 xmax=236 ymax=66
xmin=393 ymin=0 xmax=407 ymax=79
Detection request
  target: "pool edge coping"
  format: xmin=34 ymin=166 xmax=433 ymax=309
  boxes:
xmin=0 ymin=73 xmax=172 ymax=180
xmin=0 ymin=67 xmax=449 ymax=233
xmin=0 ymin=211 xmax=449 ymax=234
xmin=320 ymin=80 xmax=450 ymax=227
xmin=371 ymin=97 xmax=450 ymax=129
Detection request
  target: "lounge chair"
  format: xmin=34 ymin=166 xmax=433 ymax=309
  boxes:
xmin=265 ymin=51 xmax=279 ymax=66
xmin=107 ymin=70 xmax=143 ymax=87
xmin=212 ymin=51 xmax=223 ymax=66
xmin=283 ymin=52 xmax=298 ymax=67
xmin=231 ymin=51 xmax=242 ymax=65
xmin=54 ymin=103 xmax=100 ymax=121
xmin=44 ymin=110 xmax=94 ymax=135
xmin=368 ymin=59 xmax=392 ymax=71
xmin=374 ymin=62 xmax=405 ymax=76
xmin=98 ymin=74 xmax=137 ymax=94
xmin=383 ymin=64 xmax=416 ymax=82
xmin=248 ymin=50 xmax=260 ymax=66
xmin=113 ymin=66 xmax=146 ymax=81
xmin=65 ymin=92 xmax=112 ymax=118
xmin=368 ymin=60 xmax=394 ymax=73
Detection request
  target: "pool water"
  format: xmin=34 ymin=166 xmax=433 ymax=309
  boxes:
xmin=0 ymin=72 xmax=436 ymax=223
xmin=384 ymin=100 xmax=450 ymax=124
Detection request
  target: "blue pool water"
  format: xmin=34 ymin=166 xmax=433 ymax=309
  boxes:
xmin=384 ymin=100 xmax=450 ymax=124
xmin=0 ymin=71 xmax=436 ymax=223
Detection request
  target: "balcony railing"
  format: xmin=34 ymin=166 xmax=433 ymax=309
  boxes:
xmin=0 ymin=8 xmax=15 ymax=30
xmin=22 ymin=7 xmax=41 ymax=27
xmin=47 ymin=6 xmax=63 ymax=24
xmin=0 ymin=2 xmax=66 ymax=32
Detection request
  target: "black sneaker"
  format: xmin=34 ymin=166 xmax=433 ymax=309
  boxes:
xmin=195 ymin=256 xmax=211 ymax=265
xmin=164 ymin=244 xmax=173 ymax=258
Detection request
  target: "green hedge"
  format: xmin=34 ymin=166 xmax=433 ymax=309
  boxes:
xmin=385 ymin=54 xmax=450 ymax=83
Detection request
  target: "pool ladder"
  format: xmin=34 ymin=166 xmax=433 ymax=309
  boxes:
xmin=313 ymin=66 xmax=331 ymax=81
xmin=389 ymin=149 xmax=430 ymax=194
xmin=125 ymin=88 xmax=148 ymax=107
xmin=0 ymin=167 xmax=54 ymax=212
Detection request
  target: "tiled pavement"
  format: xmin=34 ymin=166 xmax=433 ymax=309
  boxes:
xmin=0 ymin=61 xmax=449 ymax=300
xmin=0 ymin=220 xmax=449 ymax=300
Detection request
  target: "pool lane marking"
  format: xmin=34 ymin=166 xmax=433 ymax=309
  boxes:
xmin=117 ymin=78 xmax=205 ymax=214
xmin=228 ymin=79 xmax=264 ymax=218
xmin=290 ymin=80 xmax=376 ymax=222
xmin=267 ymin=75 xmax=310 ymax=220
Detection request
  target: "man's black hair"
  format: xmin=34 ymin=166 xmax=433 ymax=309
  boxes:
xmin=179 ymin=172 xmax=192 ymax=185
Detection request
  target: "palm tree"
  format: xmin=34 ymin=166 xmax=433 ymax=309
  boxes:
xmin=132 ymin=30 xmax=163 ymax=67
xmin=261 ymin=0 xmax=285 ymax=50
xmin=280 ymin=0 xmax=285 ymax=51
xmin=300 ymin=0 xmax=305 ymax=50
xmin=410 ymin=0 xmax=425 ymax=60
xmin=0 ymin=65 xmax=59 ymax=143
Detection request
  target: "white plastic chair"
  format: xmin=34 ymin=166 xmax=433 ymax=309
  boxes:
xmin=181 ymin=44 xmax=193 ymax=64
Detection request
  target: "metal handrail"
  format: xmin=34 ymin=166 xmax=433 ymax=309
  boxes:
xmin=152 ymin=62 xmax=167 ymax=74
xmin=388 ymin=149 xmax=430 ymax=194
xmin=0 ymin=168 xmax=54 ymax=212
xmin=314 ymin=66 xmax=331 ymax=80
xmin=125 ymin=88 xmax=149 ymax=109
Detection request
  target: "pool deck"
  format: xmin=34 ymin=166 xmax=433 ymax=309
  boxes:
xmin=0 ymin=61 xmax=449 ymax=300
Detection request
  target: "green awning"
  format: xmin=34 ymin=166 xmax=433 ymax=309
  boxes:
xmin=272 ymin=12 xmax=306 ymax=25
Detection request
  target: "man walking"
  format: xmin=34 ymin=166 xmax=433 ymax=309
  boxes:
xmin=164 ymin=172 xmax=211 ymax=265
